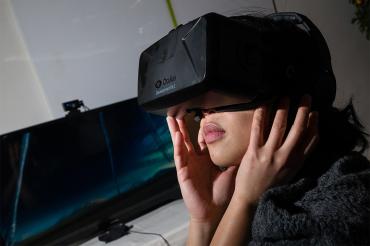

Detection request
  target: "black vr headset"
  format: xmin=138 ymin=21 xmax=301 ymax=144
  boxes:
xmin=137 ymin=12 xmax=336 ymax=117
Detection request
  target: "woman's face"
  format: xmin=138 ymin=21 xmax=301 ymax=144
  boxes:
xmin=197 ymin=92 xmax=256 ymax=167
xmin=200 ymin=110 xmax=254 ymax=167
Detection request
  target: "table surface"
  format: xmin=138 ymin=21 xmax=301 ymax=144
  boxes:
xmin=81 ymin=199 xmax=189 ymax=246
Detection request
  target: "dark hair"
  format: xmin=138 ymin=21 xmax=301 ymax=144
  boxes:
xmin=319 ymin=100 xmax=369 ymax=154
xmin=296 ymin=99 xmax=369 ymax=179
xmin=231 ymin=12 xmax=369 ymax=168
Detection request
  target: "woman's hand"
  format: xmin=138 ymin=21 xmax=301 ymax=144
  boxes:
xmin=210 ymin=95 xmax=319 ymax=246
xmin=167 ymin=116 xmax=237 ymax=224
xmin=234 ymin=95 xmax=319 ymax=205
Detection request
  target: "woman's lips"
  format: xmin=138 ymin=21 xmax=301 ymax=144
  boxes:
xmin=202 ymin=123 xmax=225 ymax=144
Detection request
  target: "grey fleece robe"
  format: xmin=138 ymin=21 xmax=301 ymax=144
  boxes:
xmin=250 ymin=152 xmax=370 ymax=246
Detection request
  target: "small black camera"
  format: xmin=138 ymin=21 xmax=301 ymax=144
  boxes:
xmin=62 ymin=100 xmax=85 ymax=115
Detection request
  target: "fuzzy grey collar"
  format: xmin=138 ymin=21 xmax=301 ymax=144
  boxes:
xmin=250 ymin=153 xmax=370 ymax=246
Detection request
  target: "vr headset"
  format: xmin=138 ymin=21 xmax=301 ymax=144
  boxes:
xmin=137 ymin=12 xmax=336 ymax=117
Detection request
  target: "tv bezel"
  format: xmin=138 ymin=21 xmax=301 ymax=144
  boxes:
xmin=0 ymin=97 xmax=181 ymax=246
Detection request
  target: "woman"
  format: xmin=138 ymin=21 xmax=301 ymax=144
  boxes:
xmin=166 ymin=15 xmax=370 ymax=246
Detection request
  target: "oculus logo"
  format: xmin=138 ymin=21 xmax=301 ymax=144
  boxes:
xmin=155 ymin=75 xmax=176 ymax=95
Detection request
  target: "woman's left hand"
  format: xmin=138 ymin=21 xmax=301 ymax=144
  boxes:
xmin=234 ymin=95 xmax=319 ymax=205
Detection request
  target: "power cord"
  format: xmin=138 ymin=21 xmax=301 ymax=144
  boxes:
xmin=129 ymin=226 xmax=170 ymax=246
xmin=98 ymin=222 xmax=170 ymax=245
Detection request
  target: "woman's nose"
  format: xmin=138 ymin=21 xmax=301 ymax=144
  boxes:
xmin=193 ymin=108 xmax=216 ymax=122
xmin=202 ymin=109 xmax=216 ymax=116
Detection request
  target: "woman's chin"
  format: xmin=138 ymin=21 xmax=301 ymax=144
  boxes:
xmin=209 ymin=152 xmax=242 ymax=168
xmin=208 ymin=146 xmax=245 ymax=167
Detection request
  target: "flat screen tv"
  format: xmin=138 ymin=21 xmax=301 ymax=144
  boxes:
xmin=0 ymin=98 xmax=180 ymax=245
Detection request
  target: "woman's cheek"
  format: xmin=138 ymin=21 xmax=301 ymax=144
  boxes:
xmin=208 ymin=135 xmax=248 ymax=167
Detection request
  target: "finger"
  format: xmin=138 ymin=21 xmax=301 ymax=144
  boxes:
xmin=303 ymin=111 xmax=320 ymax=157
xmin=304 ymin=134 xmax=319 ymax=158
xmin=281 ymin=95 xmax=311 ymax=152
xmin=250 ymin=106 xmax=267 ymax=149
xmin=197 ymin=127 xmax=207 ymax=152
xmin=224 ymin=165 xmax=238 ymax=179
xmin=177 ymin=118 xmax=194 ymax=152
xmin=166 ymin=116 xmax=179 ymax=145
xmin=217 ymin=165 xmax=238 ymax=189
xmin=174 ymin=131 xmax=188 ymax=169
xmin=266 ymin=97 xmax=290 ymax=151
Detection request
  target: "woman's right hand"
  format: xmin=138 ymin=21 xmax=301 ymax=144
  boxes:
xmin=167 ymin=116 xmax=237 ymax=226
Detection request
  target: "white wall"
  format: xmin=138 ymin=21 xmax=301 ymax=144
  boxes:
xmin=0 ymin=0 xmax=51 ymax=135
xmin=170 ymin=0 xmax=273 ymax=23
xmin=10 ymin=0 xmax=174 ymax=118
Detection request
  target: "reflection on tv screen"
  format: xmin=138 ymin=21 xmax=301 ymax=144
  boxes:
xmin=0 ymin=98 xmax=175 ymax=245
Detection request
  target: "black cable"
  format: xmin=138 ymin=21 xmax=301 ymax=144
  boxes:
xmin=272 ymin=0 xmax=278 ymax=13
xmin=98 ymin=223 xmax=171 ymax=245
xmin=128 ymin=226 xmax=170 ymax=246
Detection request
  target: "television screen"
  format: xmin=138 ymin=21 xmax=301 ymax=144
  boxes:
xmin=0 ymin=98 xmax=179 ymax=245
